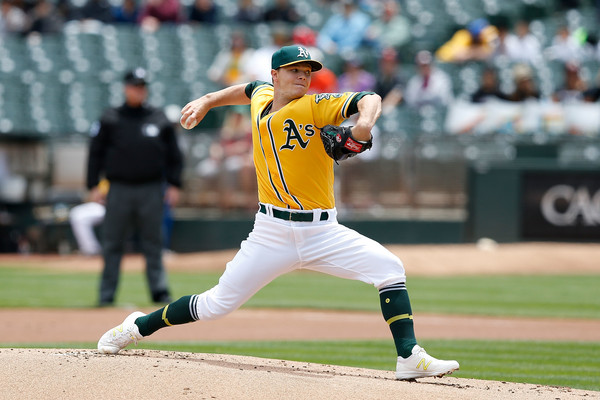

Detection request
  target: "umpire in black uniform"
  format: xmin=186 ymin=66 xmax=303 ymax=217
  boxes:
xmin=86 ymin=68 xmax=183 ymax=306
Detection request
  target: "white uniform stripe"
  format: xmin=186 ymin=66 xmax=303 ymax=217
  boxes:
xmin=189 ymin=294 xmax=199 ymax=320
xmin=379 ymin=283 xmax=407 ymax=294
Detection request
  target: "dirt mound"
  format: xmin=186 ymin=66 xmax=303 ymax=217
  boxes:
xmin=1 ymin=349 xmax=596 ymax=400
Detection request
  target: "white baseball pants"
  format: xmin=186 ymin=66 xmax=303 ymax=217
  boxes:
xmin=193 ymin=205 xmax=406 ymax=321
xmin=69 ymin=201 xmax=106 ymax=255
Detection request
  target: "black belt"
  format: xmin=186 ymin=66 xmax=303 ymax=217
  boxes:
xmin=259 ymin=204 xmax=329 ymax=222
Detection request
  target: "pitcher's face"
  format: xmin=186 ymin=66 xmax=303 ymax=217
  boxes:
xmin=272 ymin=63 xmax=312 ymax=100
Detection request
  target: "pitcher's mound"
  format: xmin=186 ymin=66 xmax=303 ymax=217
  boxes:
xmin=0 ymin=348 xmax=596 ymax=400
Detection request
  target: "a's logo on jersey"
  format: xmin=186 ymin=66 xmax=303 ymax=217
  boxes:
xmin=315 ymin=93 xmax=343 ymax=104
xmin=280 ymin=119 xmax=315 ymax=151
xmin=297 ymin=46 xmax=310 ymax=59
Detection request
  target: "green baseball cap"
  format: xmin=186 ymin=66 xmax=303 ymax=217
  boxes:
xmin=271 ymin=45 xmax=323 ymax=72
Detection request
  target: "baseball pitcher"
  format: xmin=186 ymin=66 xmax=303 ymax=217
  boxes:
xmin=97 ymin=45 xmax=459 ymax=380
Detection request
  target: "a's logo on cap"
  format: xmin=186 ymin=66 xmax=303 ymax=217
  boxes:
xmin=297 ymin=46 xmax=310 ymax=59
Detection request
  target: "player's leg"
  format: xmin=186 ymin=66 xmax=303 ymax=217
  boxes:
xmin=300 ymin=222 xmax=416 ymax=353
xmin=136 ymin=182 xmax=171 ymax=303
xmin=98 ymin=213 xmax=299 ymax=353
xmin=69 ymin=202 xmax=105 ymax=255
xmin=162 ymin=202 xmax=174 ymax=251
xmin=300 ymin=222 xmax=459 ymax=379
xmin=136 ymin=217 xmax=299 ymax=334
xmin=99 ymin=183 xmax=134 ymax=305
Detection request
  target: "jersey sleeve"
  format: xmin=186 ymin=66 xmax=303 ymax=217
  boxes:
xmin=347 ymin=91 xmax=375 ymax=115
xmin=311 ymin=91 xmax=376 ymax=127
xmin=245 ymin=81 xmax=273 ymax=99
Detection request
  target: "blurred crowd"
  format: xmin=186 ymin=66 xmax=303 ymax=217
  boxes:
xmin=2 ymin=0 xmax=600 ymax=111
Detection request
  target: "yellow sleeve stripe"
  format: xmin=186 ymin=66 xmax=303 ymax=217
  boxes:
xmin=161 ymin=305 xmax=172 ymax=326
xmin=386 ymin=313 xmax=413 ymax=325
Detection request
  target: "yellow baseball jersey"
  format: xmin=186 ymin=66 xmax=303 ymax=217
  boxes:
xmin=245 ymin=81 xmax=372 ymax=210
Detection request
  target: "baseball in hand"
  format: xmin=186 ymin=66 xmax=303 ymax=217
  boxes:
xmin=180 ymin=114 xmax=196 ymax=130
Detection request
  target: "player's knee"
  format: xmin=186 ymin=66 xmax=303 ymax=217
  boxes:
xmin=380 ymin=252 xmax=405 ymax=273
xmin=375 ymin=255 xmax=406 ymax=289
xmin=192 ymin=288 xmax=242 ymax=321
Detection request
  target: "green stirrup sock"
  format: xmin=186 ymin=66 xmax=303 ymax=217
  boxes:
xmin=379 ymin=283 xmax=418 ymax=358
xmin=135 ymin=295 xmax=199 ymax=337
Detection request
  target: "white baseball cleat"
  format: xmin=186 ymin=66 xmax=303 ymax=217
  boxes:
xmin=97 ymin=311 xmax=146 ymax=354
xmin=395 ymin=345 xmax=459 ymax=380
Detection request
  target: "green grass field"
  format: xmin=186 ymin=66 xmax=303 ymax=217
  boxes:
xmin=0 ymin=266 xmax=598 ymax=391
xmin=0 ymin=268 xmax=599 ymax=319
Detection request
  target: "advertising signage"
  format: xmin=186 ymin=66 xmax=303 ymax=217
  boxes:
xmin=521 ymin=171 xmax=600 ymax=239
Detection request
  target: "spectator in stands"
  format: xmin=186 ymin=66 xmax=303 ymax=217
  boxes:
xmin=235 ymin=0 xmax=262 ymax=24
xmin=495 ymin=19 xmax=543 ymax=65
xmin=292 ymin=25 xmax=338 ymax=94
xmin=207 ymin=30 xmax=254 ymax=87
xmin=55 ymin=0 xmax=78 ymax=22
xmin=471 ymin=66 xmax=509 ymax=103
xmin=546 ymin=25 xmax=584 ymax=62
xmin=77 ymin=0 xmax=114 ymax=23
xmin=138 ymin=0 xmax=184 ymax=31
xmin=292 ymin=24 xmax=322 ymax=59
xmin=0 ymin=0 xmax=29 ymax=35
xmin=337 ymin=56 xmax=376 ymax=93
xmin=507 ymin=63 xmax=540 ymax=102
xmin=243 ymin=23 xmax=291 ymax=82
xmin=262 ymin=0 xmax=299 ymax=24
xmin=404 ymin=50 xmax=453 ymax=109
xmin=308 ymin=66 xmax=338 ymax=94
xmin=365 ymin=0 xmax=411 ymax=53
xmin=435 ymin=18 xmax=499 ymax=63
xmin=583 ymin=71 xmax=600 ymax=102
xmin=557 ymin=0 xmax=581 ymax=10
xmin=112 ymin=0 xmax=139 ymax=23
xmin=492 ymin=19 xmax=510 ymax=59
xmin=553 ymin=61 xmax=587 ymax=103
xmin=374 ymin=47 xmax=405 ymax=112
xmin=27 ymin=0 xmax=63 ymax=34
xmin=317 ymin=0 xmax=371 ymax=56
xmin=188 ymin=0 xmax=218 ymax=24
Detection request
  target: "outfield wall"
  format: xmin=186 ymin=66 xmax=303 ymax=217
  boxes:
xmin=466 ymin=159 xmax=600 ymax=243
